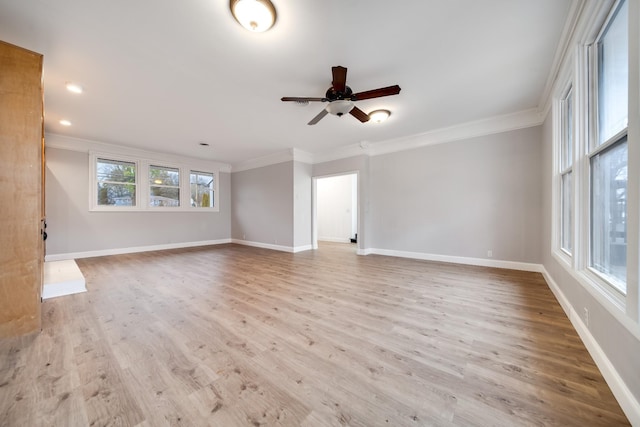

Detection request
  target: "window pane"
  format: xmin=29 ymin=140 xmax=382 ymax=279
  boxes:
xmin=597 ymin=0 xmax=628 ymax=145
xmin=561 ymin=89 xmax=573 ymax=169
xmin=590 ymin=137 xmax=627 ymax=291
xmin=190 ymin=171 xmax=214 ymax=208
xmin=149 ymin=165 xmax=180 ymax=207
xmin=561 ymin=171 xmax=572 ymax=253
xmin=96 ymin=159 xmax=136 ymax=206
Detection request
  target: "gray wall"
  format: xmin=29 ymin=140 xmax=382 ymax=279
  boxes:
xmin=540 ymin=115 xmax=640 ymax=404
xmin=45 ymin=147 xmax=231 ymax=256
xmin=369 ymin=126 xmax=542 ymax=262
xmin=231 ymin=161 xmax=294 ymax=246
xmin=293 ymin=161 xmax=312 ymax=248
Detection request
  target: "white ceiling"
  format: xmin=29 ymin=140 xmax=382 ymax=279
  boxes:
xmin=0 ymin=0 xmax=573 ymax=166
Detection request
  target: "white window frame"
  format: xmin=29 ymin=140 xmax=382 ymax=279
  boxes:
xmin=89 ymin=151 xmax=220 ymax=213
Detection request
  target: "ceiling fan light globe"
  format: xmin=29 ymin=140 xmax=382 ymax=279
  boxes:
xmin=326 ymin=100 xmax=354 ymax=116
xmin=231 ymin=0 xmax=276 ymax=32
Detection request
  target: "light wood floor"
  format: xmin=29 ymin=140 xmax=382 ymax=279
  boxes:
xmin=0 ymin=243 xmax=630 ymax=426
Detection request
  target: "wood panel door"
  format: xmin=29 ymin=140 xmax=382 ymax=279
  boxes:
xmin=0 ymin=40 xmax=44 ymax=337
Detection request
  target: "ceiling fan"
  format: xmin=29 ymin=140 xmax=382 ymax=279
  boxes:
xmin=281 ymin=66 xmax=401 ymax=125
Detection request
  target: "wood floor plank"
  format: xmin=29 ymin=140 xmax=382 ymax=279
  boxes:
xmin=0 ymin=242 xmax=630 ymax=426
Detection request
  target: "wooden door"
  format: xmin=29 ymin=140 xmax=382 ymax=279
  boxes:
xmin=0 ymin=40 xmax=44 ymax=337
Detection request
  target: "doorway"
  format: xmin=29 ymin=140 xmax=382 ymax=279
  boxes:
xmin=312 ymin=172 xmax=358 ymax=250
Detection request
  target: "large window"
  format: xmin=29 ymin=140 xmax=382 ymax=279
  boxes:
xmin=96 ymin=158 xmax=137 ymax=207
xmin=560 ymin=87 xmax=573 ymax=254
xmin=90 ymin=152 xmax=219 ymax=212
xmin=588 ymin=0 xmax=628 ymax=293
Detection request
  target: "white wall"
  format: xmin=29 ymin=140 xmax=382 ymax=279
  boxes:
xmin=45 ymin=147 xmax=231 ymax=257
xmin=316 ymin=174 xmax=357 ymax=242
xmin=369 ymin=126 xmax=542 ymax=263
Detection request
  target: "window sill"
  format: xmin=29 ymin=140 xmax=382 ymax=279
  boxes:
xmin=552 ymin=247 xmax=573 ymax=270
xmin=90 ymin=207 xmax=220 ymax=213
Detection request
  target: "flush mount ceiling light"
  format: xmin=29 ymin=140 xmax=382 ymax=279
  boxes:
xmin=369 ymin=109 xmax=391 ymax=123
xmin=229 ymin=0 xmax=277 ymax=32
xmin=65 ymin=82 xmax=83 ymax=94
xmin=325 ymin=100 xmax=354 ymax=116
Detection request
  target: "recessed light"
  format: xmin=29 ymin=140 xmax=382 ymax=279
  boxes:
xmin=369 ymin=109 xmax=391 ymax=123
xmin=59 ymin=119 xmax=72 ymax=126
xmin=65 ymin=82 xmax=83 ymax=94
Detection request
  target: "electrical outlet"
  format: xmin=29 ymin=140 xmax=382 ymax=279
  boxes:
xmin=487 ymin=250 xmax=493 ymax=258
xmin=583 ymin=307 xmax=589 ymax=327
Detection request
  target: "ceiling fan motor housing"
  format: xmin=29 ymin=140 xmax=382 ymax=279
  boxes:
xmin=326 ymin=85 xmax=353 ymax=101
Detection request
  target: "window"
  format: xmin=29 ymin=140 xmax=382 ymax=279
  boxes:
xmin=560 ymin=87 xmax=573 ymax=254
xmin=190 ymin=171 xmax=215 ymax=208
xmin=595 ymin=0 xmax=628 ymax=146
xmin=590 ymin=138 xmax=627 ymax=289
xmin=96 ymin=158 xmax=136 ymax=206
xmin=149 ymin=165 xmax=180 ymax=207
xmin=588 ymin=0 xmax=628 ymax=293
xmin=90 ymin=151 xmax=220 ymax=212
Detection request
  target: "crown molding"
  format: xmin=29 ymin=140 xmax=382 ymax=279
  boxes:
xmin=311 ymin=142 xmax=372 ymax=165
xmin=367 ymin=108 xmax=544 ymax=157
xmin=231 ymin=148 xmax=315 ymax=172
xmin=231 ymin=108 xmax=544 ymax=172
xmin=291 ymin=148 xmax=314 ymax=165
xmin=538 ymin=0 xmax=586 ymax=118
xmin=45 ymin=133 xmax=232 ymax=172
xmin=538 ymin=0 xmax=616 ymax=120
xmin=231 ymin=149 xmax=294 ymax=172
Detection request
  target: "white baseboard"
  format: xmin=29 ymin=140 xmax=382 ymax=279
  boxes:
xmin=44 ymin=239 xmax=232 ymax=261
xmin=230 ymin=239 xmax=312 ymax=253
xmin=318 ymin=237 xmax=352 ymax=243
xmin=541 ymin=268 xmax=640 ymax=426
xmin=43 ymin=260 xmax=86 ymax=299
xmin=362 ymin=248 xmax=543 ymax=272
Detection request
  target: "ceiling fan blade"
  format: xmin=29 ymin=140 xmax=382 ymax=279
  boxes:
xmin=352 ymin=85 xmax=401 ymax=101
xmin=308 ymin=109 xmax=328 ymax=125
xmin=281 ymin=97 xmax=327 ymax=102
xmin=349 ymin=106 xmax=370 ymax=123
xmin=332 ymin=66 xmax=347 ymax=92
